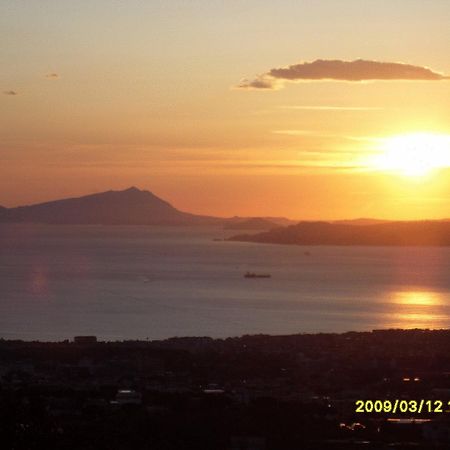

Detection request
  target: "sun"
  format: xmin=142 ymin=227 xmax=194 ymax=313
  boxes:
xmin=370 ymin=133 xmax=450 ymax=177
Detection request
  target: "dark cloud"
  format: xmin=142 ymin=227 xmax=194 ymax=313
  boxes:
xmin=237 ymin=59 xmax=449 ymax=89
xmin=45 ymin=73 xmax=60 ymax=79
xmin=270 ymin=59 xmax=447 ymax=81
xmin=3 ymin=90 xmax=18 ymax=96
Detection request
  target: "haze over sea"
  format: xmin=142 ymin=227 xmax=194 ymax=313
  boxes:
xmin=1 ymin=224 xmax=449 ymax=341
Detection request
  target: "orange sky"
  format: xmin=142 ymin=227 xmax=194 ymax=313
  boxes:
xmin=1 ymin=1 xmax=449 ymax=220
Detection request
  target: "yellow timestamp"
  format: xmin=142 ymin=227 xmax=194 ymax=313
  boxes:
xmin=355 ymin=400 xmax=450 ymax=414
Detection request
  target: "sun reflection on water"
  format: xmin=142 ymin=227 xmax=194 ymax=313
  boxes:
xmin=393 ymin=291 xmax=443 ymax=306
xmin=388 ymin=290 xmax=448 ymax=329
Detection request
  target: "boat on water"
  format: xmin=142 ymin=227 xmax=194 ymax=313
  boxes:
xmin=244 ymin=271 xmax=271 ymax=279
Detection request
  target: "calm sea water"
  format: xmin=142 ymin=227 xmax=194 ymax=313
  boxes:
xmin=1 ymin=224 xmax=449 ymax=341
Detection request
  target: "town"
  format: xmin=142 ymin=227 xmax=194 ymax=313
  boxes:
xmin=1 ymin=329 xmax=450 ymax=449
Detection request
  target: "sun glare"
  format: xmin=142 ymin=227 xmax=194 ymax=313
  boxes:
xmin=370 ymin=133 xmax=450 ymax=177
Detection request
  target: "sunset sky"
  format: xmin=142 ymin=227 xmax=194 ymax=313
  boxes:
xmin=1 ymin=0 xmax=449 ymax=220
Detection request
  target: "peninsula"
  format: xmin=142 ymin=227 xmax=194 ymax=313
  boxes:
xmin=229 ymin=220 xmax=450 ymax=246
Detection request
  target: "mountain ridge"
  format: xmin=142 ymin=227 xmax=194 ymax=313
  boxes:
xmin=229 ymin=220 xmax=450 ymax=246
xmin=0 ymin=187 xmax=219 ymax=225
xmin=1 ymin=188 xmax=448 ymax=229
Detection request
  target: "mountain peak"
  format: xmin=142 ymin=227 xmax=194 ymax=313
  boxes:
xmin=124 ymin=186 xmax=140 ymax=193
xmin=0 ymin=187 xmax=219 ymax=225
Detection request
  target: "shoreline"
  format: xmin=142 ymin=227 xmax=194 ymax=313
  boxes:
xmin=2 ymin=327 xmax=449 ymax=345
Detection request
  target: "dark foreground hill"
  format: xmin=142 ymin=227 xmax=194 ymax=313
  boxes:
xmin=229 ymin=220 xmax=450 ymax=246
xmin=0 ymin=187 xmax=220 ymax=225
xmin=2 ymin=330 xmax=450 ymax=449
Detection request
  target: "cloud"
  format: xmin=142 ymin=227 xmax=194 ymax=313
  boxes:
xmin=237 ymin=59 xmax=449 ymax=90
xmin=279 ymin=105 xmax=382 ymax=111
xmin=3 ymin=90 xmax=18 ymax=95
xmin=272 ymin=129 xmax=318 ymax=136
xmin=235 ymin=76 xmax=280 ymax=90
xmin=272 ymin=129 xmax=378 ymax=143
xmin=45 ymin=73 xmax=60 ymax=79
xmin=236 ymin=77 xmax=276 ymax=90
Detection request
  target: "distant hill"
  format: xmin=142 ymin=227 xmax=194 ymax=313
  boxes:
xmin=2 ymin=189 xmax=448 ymax=233
xmin=224 ymin=215 xmax=295 ymax=227
xmin=332 ymin=218 xmax=390 ymax=226
xmin=0 ymin=205 xmax=8 ymax=221
xmin=0 ymin=189 xmax=301 ymax=227
xmin=229 ymin=221 xmax=450 ymax=246
xmin=0 ymin=187 xmax=220 ymax=225
xmin=223 ymin=217 xmax=280 ymax=230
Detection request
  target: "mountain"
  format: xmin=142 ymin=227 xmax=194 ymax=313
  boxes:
xmin=224 ymin=215 xmax=295 ymax=227
xmin=229 ymin=221 xmax=450 ymax=246
xmin=223 ymin=217 xmax=281 ymax=230
xmin=0 ymin=205 xmax=8 ymax=221
xmin=332 ymin=218 xmax=390 ymax=226
xmin=0 ymin=187 xmax=220 ymax=225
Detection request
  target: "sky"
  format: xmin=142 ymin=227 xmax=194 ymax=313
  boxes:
xmin=1 ymin=0 xmax=449 ymax=220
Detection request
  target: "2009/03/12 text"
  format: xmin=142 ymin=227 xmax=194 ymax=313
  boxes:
xmin=356 ymin=400 xmax=450 ymax=414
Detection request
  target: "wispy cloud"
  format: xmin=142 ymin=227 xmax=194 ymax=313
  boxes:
xmin=237 ymin=59 xmax=449 ymax=90
xmin=272 ymin=129 xmax=311 ymax=136
xmin=3 ymin=90 xmax=18 ymax=96
xmin=235 ymin=76 xmax=282 ymax=90
xmin=272 ymin=130 xmax=376 ymax=142
xmin=279 ymin=105 xmax=383 ymax=111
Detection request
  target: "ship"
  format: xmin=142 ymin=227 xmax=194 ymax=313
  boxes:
xmin=244 ymin=271 xmax=271 ymax=279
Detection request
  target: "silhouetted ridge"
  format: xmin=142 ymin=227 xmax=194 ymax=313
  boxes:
xmin=229 ymin=220 xmax=450 ymax=246
xmin=223 ymin=217 xmax=279 ymax=230
xmin=0 ymin=187 xmax=218 ymax=225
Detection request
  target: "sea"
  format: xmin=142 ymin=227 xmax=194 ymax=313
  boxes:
xmin=1 ymin=224 xmax=449 ymax=341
